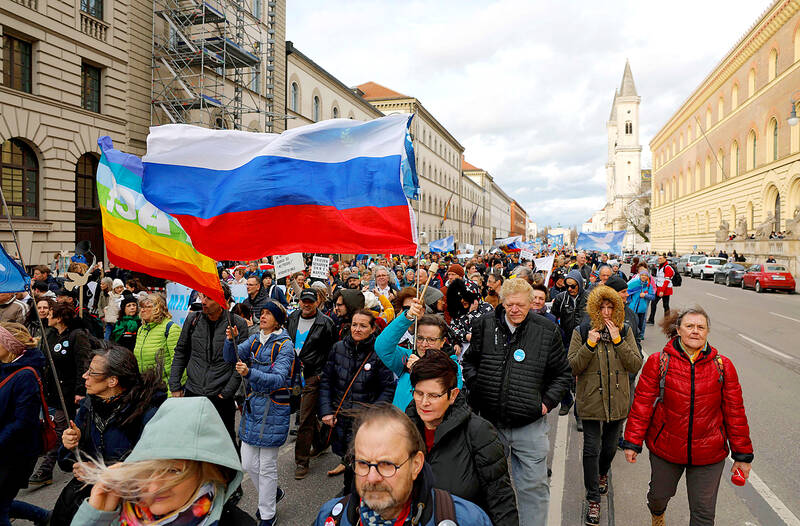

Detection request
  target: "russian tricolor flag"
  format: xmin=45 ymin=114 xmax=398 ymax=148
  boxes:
xmin=142 ymin=114 xmax=419 ymax=261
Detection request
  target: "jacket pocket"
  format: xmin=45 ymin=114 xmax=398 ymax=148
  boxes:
xmin=719 ymin=425 xmax=729 ymax=453
xmin=653 ymin=422 xmax=666 ymax=444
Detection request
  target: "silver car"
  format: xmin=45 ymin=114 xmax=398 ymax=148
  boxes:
xmin=690 ymin=257 xmax=727 ymax=280
xmin=682 ymin=254 xmax=705 ymax=276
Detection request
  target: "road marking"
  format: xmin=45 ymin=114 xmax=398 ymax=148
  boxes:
xmin=738 ymin=334 xmax=795 ymax=361
xmin=771 ymin=312 xmax=800 ymax=324
xmin=705 ymin=292 xmax=729 ymax=301
xmin=727 ymin=458 xmax=800 ymax=526
xmin=547 ymin=414 xmax=570 ymax=526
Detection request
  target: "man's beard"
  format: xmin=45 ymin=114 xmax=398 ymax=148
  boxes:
xmin=360 ymin=482 xmax=401 ymax=515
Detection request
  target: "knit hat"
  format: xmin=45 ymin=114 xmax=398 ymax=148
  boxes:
xmin=447 ymin=264 xmax=465 ymax=278
xmin=112 ymin=279 xmax=125 ymax=290
xmin=261 ymin=300 xmax=286 ymax=326
xmin=119 ymin=291 xmax=138 ymax=312
xmin=605 ymin=275 xmax=628 ymax=292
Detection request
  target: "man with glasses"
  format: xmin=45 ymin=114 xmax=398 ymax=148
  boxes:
xmin=375 ymin=298 xmax=462 ymax=411
xmin=241 ymin=276 xmax=268 ymax=320
xmin=314 ymin=403 xmax=492 ymax=526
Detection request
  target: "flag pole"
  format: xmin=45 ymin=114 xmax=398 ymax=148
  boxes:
xmin=0 ymin=185 xmax=71 ymax=418
xmin=413 ymin=189 xmax=422 ymax=354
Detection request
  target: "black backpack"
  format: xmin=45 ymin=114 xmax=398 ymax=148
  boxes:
xmin=670 ymin=266 xmax=682 ymax=287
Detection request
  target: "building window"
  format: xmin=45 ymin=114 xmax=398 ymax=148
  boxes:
xmin=82 ymin=63 xmax=101 ymax=113
xmin=1 ymin=138 xmax=38 ymax=218
xmin=747 ymin=130 xmax=756 ymax=170
xmin=748 ymin=68 xmax=756 ymax=97
xmin=768 ymin=49 xmax=778 ymax=81
xmin=332 ymin=106 xmax=339 ymax=119
xmin=80 ymin=0 xmax=103 ymax=19
xmin=252 ymin=0 xmax=261 ymax=19
xmin=731 ymin=141 xmax=739 ymax=177
xmin=250 ymin=67 xmax=260 ymax=94
xmin=717 ymin=96 xmax=724 ymax=121
xmin=290 ymin=82 xmax=298 ymax=112
xmin=705 ymin=108 xmax=712 ymax=129
xmin=76 ymin=154 xmax=99 ymax=210
xmin=313 ymin=96 xmax=320 ymax=122
xmin=625 ymin=121 xmax=632 ymax=134
xmin=770 ymin=118 xmax=778 ymax=161
xmin=2 ymin=35 xmax=32 ymax=94
xmin=731 ymin=84 xmax=739 ymax=110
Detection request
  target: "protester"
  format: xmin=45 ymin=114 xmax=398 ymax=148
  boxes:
xmin=32 ymin=265 xmax=60 ymax=292
xmin=232 ymin=267 xmax=247 ymax=285
xmin=622 ymin=307 xmax=753 ymax=525
xmin=313 ymin=403 xmax=492 ymax=525
xmin=531 ymin=283 xmax=558 ymax=325
xmin=243 ymin=276 xmax=269 ymax=320
xmin=102 ymin=279 xmax=125 ymax=341
xmin=132 ymin=293 xmax=179 ymax=387
xmin=548 ymin=270 xmax=566 ymax=301
xmin=71 ymin=397 xmax=243 ymax=525
xmin=0 ymin=292 xmax=25 ymax=324
xmin=25 ymin=297 xmax=57 ymax=345
xmin=462 ymin=278 xmax=572 ymax=526
xmin=262 ymin=272 xmax=289 ymax=307
xmin=125 ymin=278 xmax=148 ymax=302
xmin=605 ymin=275 xmax=642 ymax=351
xmin=406 ymin=350 xmax=518 ymax=525
xmin=446 ymin=278 xmax=493 ymax=348
xmin=568 ymin=285 xmax=642 ymax=525
xmin=319 ymin=309 xmax=396 ymax=493
xmin=627 ymin=269 xmax=656 ymax=340
xmin=223 ymin=301 xmax=293 ymax=526
xmin=110 ymin=291 xmax=141 ymax=351
xmin=285 ymin=289 xmax=337 ymax=480
xmin=551 ymin=269 xmax=589 ymax=422
xmin=647 ymin=254 xmax=675 ymax=325
xmin=331 ymin=288 xmax=364 ymax=339
xmin=485 ymin=271 xmax=504 ymax=308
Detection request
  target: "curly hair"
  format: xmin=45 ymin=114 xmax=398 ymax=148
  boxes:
xmin=659 ymin=306 xmax=710 ymax=339
xmin=138 ymin=293 xmax=171 ymax=325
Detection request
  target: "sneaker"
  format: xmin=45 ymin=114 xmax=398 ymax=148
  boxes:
xmin=585 ymin=501 xmax=600 ymax=525
xmin=598 ymin=474 xmax=609 ymax=496
xmin=28 ymin=469 xmax=53 ymax=488
xmin=295 ymin=465 xmax=309 ymax=480
xmin=651 ymin=511 xmax=666 ymax=526
xmin=558 ymin=400 xmax=573 ymax=416
xmin=259 ymin=518 xmax=277 ymax=526
xmin=276 ymin=486 xmax=285 ymax=504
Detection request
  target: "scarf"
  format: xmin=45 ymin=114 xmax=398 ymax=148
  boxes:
xmin=120 ymin=482 xmax=217 ymax=526
xmin=358 ymin=500 xmax=411 ymax=526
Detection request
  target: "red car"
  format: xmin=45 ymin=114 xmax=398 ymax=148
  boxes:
xmin=741 ymin=263 xmax=797 ymax=293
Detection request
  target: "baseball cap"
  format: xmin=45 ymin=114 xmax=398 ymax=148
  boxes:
xmin=300 ymin=289 xmax=318 ymax=302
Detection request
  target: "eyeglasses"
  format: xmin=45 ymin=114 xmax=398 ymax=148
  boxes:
xmin=415 ymin=336 xmax=442 ymax=344
xmin=410 ymin=388 xmax=449 ymax=402
xmin=352 ymin=455 xmax=412 ymax=478
xmin=85 ymin=367 xmax=105 ymax=378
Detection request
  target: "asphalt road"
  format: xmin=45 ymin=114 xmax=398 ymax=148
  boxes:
xmin=15 ymin=270 xmax=800 ymax=525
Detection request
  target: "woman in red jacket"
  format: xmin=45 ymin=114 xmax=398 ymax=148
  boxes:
xmin=621 ymin=307 xmax=753 ymax=526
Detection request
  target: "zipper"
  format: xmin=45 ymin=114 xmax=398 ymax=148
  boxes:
xmin=499 ymin=324 xmax=513 ymax=423
xmin=604 ymin=346 xmax=612 ymax=420
xmin=688 ymin=361 xmax=696 ymax=465
xmin=719 ymin=425 xmax=729 ymax=453
xmin=654 ymin=422 xmax=666 ymax=443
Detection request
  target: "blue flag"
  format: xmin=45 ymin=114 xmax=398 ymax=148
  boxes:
xmin=576 ymin=231 xmax=627 ymax=255
xmin=0 ymin=243 xmax=30 ymax=293
xmin=429 ymin=235 xmax=455 ymax=253
xmin=547 ymin=233 xmax=564 ymax=246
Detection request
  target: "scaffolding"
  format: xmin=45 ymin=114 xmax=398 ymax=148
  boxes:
xmin=150 ymin=0 xmax=278 ymax=131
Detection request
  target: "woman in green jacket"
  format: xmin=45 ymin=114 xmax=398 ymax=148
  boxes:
xmin=132 ymin=293 xmax=179 ymax=388
xmin=111 ymin=292 xmax=141 ymax=351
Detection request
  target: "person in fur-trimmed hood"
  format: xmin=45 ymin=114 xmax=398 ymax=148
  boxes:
xmin=567 ymin=285 xmax=642 ymax=525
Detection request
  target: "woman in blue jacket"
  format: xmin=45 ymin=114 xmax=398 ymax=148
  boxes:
xmin=224 ymin=300 xmax=294 ymax=526
xmin=626 ymin=268 xmax=656 ymax=339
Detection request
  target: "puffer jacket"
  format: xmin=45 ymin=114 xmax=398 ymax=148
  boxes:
xmin=626 ymin=276 xmax=656 ymax=314
xmin=168 ymin=312 xmax=248 ymax=399
xmin=133 ymin=318 xmax=180 ymax=388
xmin=222 ymin=330 xmax=295 ymax=448
xmin=567 ymin=286 xmax=642 ymax=422
xmin=241 ymin=287 xmax=269 ymax=319
xmin=406 ymin=394 xmax=518 ymax=526
xmin=551 ymin=269 xmax=589 ymax=347
xmin=462 ymin=305 xmax=572 ymax=429
xmin=0 ymin=347 xmax=46 ymax=460
xmin=286 ymin=309 xmax=337 ymax=378
xmin=622 ymin=338 xmax=754 ymax=466
xmin=318 ymin=334 xmax=396 ymax=456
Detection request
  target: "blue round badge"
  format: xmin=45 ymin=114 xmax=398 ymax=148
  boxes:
xmin=513 ymin=349 xmax=526 ymax=362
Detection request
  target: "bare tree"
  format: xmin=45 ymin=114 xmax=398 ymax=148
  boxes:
xmin=623 ymin=199 xmax=650 ymax=243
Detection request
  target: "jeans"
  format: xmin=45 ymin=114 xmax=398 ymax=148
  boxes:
xmin=581 ymin=419 xmax=624 ymax=502
xmin=635 ymin=312 xmax=647 ymax=339
xmin=295 ymin=375 xmax=324 ymax=467
xmin=497 ymin=417 xmax=549 ymax=526
xmin=0 ymin=456 xmax=38 ymax=526
xmin=241 ymin=442 xmax=279 ymax=520
xmin=648 ymin=295 xmax=670 ymax=322
xmin=647 ymin=452 xmax=725 ymax=526
xmin=10 ymin=500 xmax=49 ymax=523
xmin=103 ymin=322 xmax=113 ymax=340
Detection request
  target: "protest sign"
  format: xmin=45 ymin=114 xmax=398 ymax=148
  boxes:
xmin=167 ymin=282 xmax=248 ymax=326
xmin=519 ymin=249 xmax=534 ymax=261
xmin=273 ymin=253 xmax=305 ymax=279
xmin=533 ymin=255 xmax=555 ymax=285
xmin=311 ymin=255 xmax=330 ymax=279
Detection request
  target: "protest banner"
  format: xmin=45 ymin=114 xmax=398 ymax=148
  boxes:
xmin=533 ymin=254 xmax=555 ymax=285
xmin=519 ymin=249 xmax=535 ymax=261
xmin=311 ymin=255 xmax=330 ymax=279
xmin=273 ymin=253 xmax=305 ymax=279
xmin=167 ymin=282 xmax=248 ymax=326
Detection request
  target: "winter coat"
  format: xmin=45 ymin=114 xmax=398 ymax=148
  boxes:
xmin=71 ymin=397 xmax=244 ymax=526
xmin=0 ymin=348 xmax=46 ymax=461
xmin=47 ymin=322 xmax=92 ymax=411
xmin=406 ymin=394 xmax=519 ymax=526
xmin=285 ymin=309 xmax=337 ymax=378
xmin=265 ymin=284 xmax=288 ymax=307
xmin=567 ymin=286 xmax=642 ymax=422
xmin=626 ymin=276 xmax=656 ymax=314
xmin=103 ymin=292 xmax=122 ymax=324
xmin=168 ymin=312 xmax=249 ymax=399
xmin=654 ymin=262 xmax=675 ymax=296
xmin=58 ymin=390 xmax=166 ymax=472
xmin=374 ymin=313 xmax=462 ymax=410
xmin=319 ymin=334 xmax=396 ymax=456
xmin=241 ymin=287 xmax=269 ymax=319
xmin=462 ymin=305 xmax=572 ymax=429
xmin=0 ymin=299 xmax=24 ymax=323
xmin=222 ymin=330 xmax=295 ymax=448
xmin=111 ymin=315 xmax=140 ymax=351
xmin=551 ymin=269 xmax=589 ymax=348
xmin=449 ymin=300 xmax=494 ymax=346
xmin=314 ymin=464 xmax=492 ymax=526
xmin=622 ymin=338 xmax=754 ymax=466
xmin=132 ymin=318 xmax=180 ymax=387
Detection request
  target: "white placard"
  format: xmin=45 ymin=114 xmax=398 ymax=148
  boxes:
xmin=166 ymin=282 xmax=249 ymax=326
xmin=533 ymin=255 xmax=555 ymax=285
xmin=520 ymin=249 xmax=535 ymax=261
xmin=310 ymin=256 xmax=330 ymax=280
xmin=273 ymin=253 xmax=305 ymax=279
xmin=464 ymin=243 xmax=475 ymax=252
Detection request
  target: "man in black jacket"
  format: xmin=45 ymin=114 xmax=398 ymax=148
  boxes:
xmin=286 ymin=289 xmax=337 ymax=480
xmin=241 ymin=276 xmax=268 ymax=319
xmin=168 ymin=283 xmax=248 ymax=446
xmin=462 ymin=278 xmax=571 ymax=526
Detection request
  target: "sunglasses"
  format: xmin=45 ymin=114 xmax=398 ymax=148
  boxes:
xmin=567 ymin=283 xmax=579 ymax=289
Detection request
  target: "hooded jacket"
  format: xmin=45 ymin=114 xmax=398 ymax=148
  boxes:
xmin=0 ymin=347 xmax=46 ymax=460
xmin=551 ymin=269 xmax=589 ymax=348
xmin=567 ymin=286 xmax=642 ymax=422
xmin=71 ymin=397 xmax=244 ymax=525
xmin=626 ymin=275 xmax=656 ymax=314
xmin=406 ymin=394 xmax=519 ymax=526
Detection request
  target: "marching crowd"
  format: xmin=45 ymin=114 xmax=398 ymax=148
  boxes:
xmin=0 ymin=249 xmax=754 ymax=526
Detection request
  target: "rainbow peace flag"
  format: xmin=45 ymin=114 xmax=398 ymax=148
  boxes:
xmin=96 ymin=137 xmax=225 ymax=306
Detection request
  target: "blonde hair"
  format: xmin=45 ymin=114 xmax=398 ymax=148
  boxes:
xmin=139 ymin=293 xmax=171 ymax=325
xmin=0 ymin=322 xmax=39 ymax=350
xmin=68 ymin=262 xmax=88 ymax=275
xmin=499 ymin=278 xmax=535 ymax=302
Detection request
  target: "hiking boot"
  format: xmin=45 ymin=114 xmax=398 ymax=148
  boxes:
xmin=651 ymin=511 xmax=666 ymax=526
xmin=28 ymin=469 xmax=53 ymax=488
xmin=585 ymin=501 xmax=600 ymax=525
xmin=559 ymin=400 xmax=573 ymax=416
xmin=295 ymin=465 xmax=309 ymax=480
xmin=598 ymin=474 xmax=609 ymax=495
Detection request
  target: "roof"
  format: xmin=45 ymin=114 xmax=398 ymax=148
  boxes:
xmin=356 ymin=81 xmax=409 ymax=101
xmin=608 ymin=91 xmax=618 ymax=121
xmin=619 ymin=60 xmax=637 ymax=97
xmin=462 ymin=158 xmax=481 ymax=171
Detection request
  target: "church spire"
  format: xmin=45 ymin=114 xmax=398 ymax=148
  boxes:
xmin=608 ymin=91 xmax=618 ymax=121
xmin=619 ymin=60 xmax=637 ymax=97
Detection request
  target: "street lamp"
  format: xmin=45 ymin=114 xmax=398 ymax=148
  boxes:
xmin=788 ymin=93 xmax=800 ymax=126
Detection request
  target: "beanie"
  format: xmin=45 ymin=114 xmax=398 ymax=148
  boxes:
xmin=119 ymin=291 xmax=138 ymax=312
xmin=261 ymin=300 xmax=286 ymax=326
xmin=447 ymin=264 xmax=465 ymax=278
xmin=605 ymin=275 xmax=628 ymax=292
xmin=112 ymin=279 xmax=125 ymax=289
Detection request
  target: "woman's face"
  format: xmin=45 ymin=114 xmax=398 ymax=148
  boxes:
xmin=259 ymin=310 xmax=278 ymax=332
xmin=412 ymin=378 xmax=457 ymax=429
xmin=83 ymin=355 xmax=117 ymax=397
xmin=600 ymin=300 xmax=614 ymax=321
xmin=677 ymin=313 xmax=709 ymax=351
xmin=141 ymin=461 xmax=203 ymax=516
xmin=124 ymin=302 xmax=138 ymax=317
xmin=48 ymin=315 xmax=60 ymax=328
xmin=100 ymin=281 xmax=109 ymax=291
xmin=350 ymin=313 xmax=374 ymax=342
xmin=37 ymin=300 xmax=51 ymax=320
xmin=139 ymin=301 xmax=153 ymax=323
xmin=113 ymin=285 xmax=125 ymax=294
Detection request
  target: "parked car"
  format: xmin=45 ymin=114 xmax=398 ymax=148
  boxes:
xmin=682 ymin=254 xmax=706 ymax=276
xmin=741 ymin=263 xmax=797 ymax=293
xmin=646 ymin=255 xmax=659 ymax=275
xmin=690 ymin=257 xmax=727 ymax=280
xmin=713 ymin=262 xmax=748 ymax=287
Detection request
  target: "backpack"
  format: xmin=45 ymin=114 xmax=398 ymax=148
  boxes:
xmin=325 ymin=488 xmax=458 ymax=525
xmin=653 ymin=351 xmax=724 ymax=407
xmin=670 ymin=266 xmax=682 ymax=287
xmin=0 ymin=366 xmax=58 ymax=453
xmin=247 ymin=336 xmax=301 ymax=410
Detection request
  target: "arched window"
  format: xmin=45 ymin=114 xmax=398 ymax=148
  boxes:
xmin=730 ymin=141 xmax=739 ymax=177
xmin=748 ymin=68 xmax=756 ymax=97
xmin=679 ymin=133 xmax=684 ymax=149
xmin=718 ymin=96 xmax=724 ymax=121
xmin=704 ymin=155 xmax=711 ymax=187
xmin=731 ymin=84 xmax=739 ymax=110
xmin=290 ymin=82 xmax=299 ymax=112
xmin=705 ymin=107 xmax=712 ymax=129
xmin=796 ymin=27 xmax=800 ymax=62
xmin=718 ymin=148 xmax=726 ymax=181
xmin=695 ymin=162 xmax=701 ymax=191
xmin=625 ymin=121 xmax=632 ymax=134
xmin=312 ymin=96 xmax=320 ymax=122
xmin=687 ymin=126 xmax=693 ymax=143
xmin=769 ymin=118 xmax=778 ymax=161
xmin=768 ymin=49 xmax=778 ymax=81
xmin=746 ymin=130 xmax=756 ymax=170
xmin=332 ymin=106 xmax=339 ymax=119
xmin=1 ymin=139 xmax=38 ymax=218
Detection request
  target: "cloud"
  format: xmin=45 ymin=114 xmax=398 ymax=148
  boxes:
xmin=287 ymin=1 xmax=771 ymax=226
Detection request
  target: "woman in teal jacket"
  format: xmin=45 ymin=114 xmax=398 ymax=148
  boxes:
xmin=626 ymin=269 xmax=656 ymax=339
xmin=374 ymin=298 xmax=461 ymax=410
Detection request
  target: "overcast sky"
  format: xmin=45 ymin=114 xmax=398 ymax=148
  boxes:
xmin=287 ymin=1 xmax=771 ymax=228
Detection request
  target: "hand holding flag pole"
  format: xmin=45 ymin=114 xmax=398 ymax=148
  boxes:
xmin=413 ymin=262 xmax=438 ymax=355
